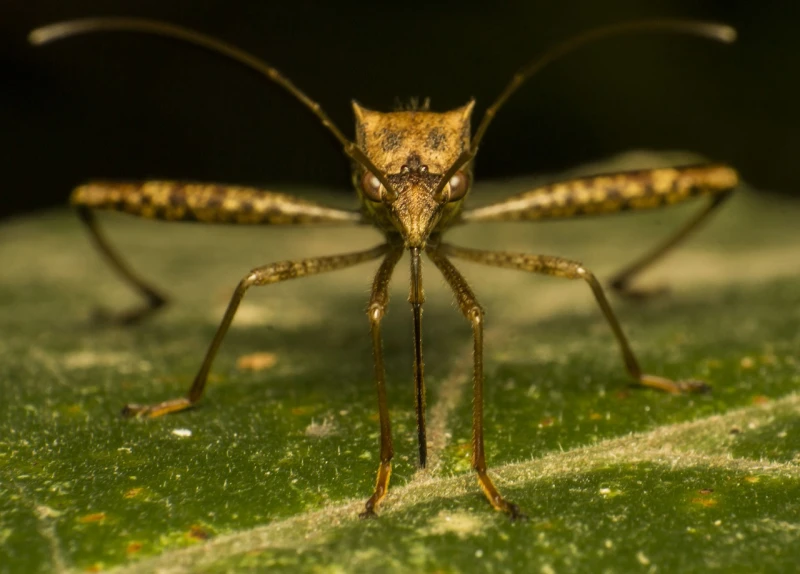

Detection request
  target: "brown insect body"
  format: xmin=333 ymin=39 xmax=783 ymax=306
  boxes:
xmin=30 ymin=17 xmax=739 ymax=520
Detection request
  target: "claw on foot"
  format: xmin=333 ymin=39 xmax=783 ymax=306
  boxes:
xmin=91 ymin=293 xmax=167 ymax=326
xmin=359 ymin=497 xmax=381 ymax=519
xmin=358 ymin=508 xmax=378 ymax=519
xmin=91 ymin=306 xmax=155 ymax=327
xmin=639 ymin=374 xmax=711 ymax=395
xmin=120 ymin=397 xmax=193 ymax=418
xmin=506 ymin=503 xmax=528 ymax=522
xmin=675 ymin=379 xmax=712 ymax=394
xmin=120 ymin=403 xmax=148 ymax=418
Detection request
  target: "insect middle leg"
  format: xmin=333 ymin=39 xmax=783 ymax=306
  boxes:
xmin=427 ymin=245 xmax=525 ymax=519
xmin=360 ymin=244 xmax=404 ymax=518
xmin=439 ymin=242 xmax=708 ymax=395
xmin=122 ymin=243 xmax=389 ymax=418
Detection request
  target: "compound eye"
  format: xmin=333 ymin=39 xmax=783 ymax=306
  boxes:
xmin=361 ymin=171 xmax=383 ymax=201
xmin=447 ymin=171 xmax=469 ymax=201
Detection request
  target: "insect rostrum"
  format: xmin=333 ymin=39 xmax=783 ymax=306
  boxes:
xmin=30 ymin=17 xmax=738 ymax=519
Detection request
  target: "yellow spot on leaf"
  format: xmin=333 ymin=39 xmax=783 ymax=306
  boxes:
xmin=236 ymin=352 xmax=278 ymax=371
xmin=740 ymin=356 xmax=755 ymax=369
xmin=79 ymin=512 xmax=106 ymax=523
xmin=124 ymin=487 xmax=143 ymax=499
xmin=126 ymin=542 xmax=142 ymax=554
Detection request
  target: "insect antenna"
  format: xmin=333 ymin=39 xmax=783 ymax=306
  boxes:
xmin=28 ymin=17 xmax=397 ymax=197
xmin=432 ymin=19 xmax=737 ymax=200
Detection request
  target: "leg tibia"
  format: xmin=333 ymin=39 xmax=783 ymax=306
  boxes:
xmin=360 ymin=247 xmax=402 ymax=517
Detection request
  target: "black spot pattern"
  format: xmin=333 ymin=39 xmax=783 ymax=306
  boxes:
xmin=426 ymin=127 xmax=446 ymax=151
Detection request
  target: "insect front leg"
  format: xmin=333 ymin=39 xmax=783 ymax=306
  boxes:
xmin=72 ymin=181 xmax=363 ymax=325
xmin=360 ymin=245 xmax=404 ymax=519
xmin=461 ymin=164 xmax=738 ymax=299
xmin=427 ymin=246 xmax=525 ymax=520
xmin=440 ymin=242 xmax=709 ymax=395
xmin=122 ymin=244 xmax=389 ymax=418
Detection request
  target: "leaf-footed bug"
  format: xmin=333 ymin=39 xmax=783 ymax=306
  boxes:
xmin=30 ymin=18 xmax=738 ymax=519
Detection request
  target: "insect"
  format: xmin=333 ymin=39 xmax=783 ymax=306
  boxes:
xmin=30 ymin=17 xmax=738 ymax=519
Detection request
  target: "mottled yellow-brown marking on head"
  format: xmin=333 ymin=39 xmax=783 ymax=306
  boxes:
xmin=352 ymin=101 xmax=475 ymax=248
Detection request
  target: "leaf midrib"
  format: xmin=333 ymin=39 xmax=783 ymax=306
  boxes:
xmin=108 ymin=392 xmax=800 ymax=574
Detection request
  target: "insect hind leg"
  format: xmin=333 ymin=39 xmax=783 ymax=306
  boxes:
xmin=76 ymin=206 xmax=168 ymax=325
xmin=609 ymin=190 xmax=733 ymax=299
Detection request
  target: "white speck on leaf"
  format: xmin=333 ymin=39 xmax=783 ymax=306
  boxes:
xmin=305 ymin=417 xmax=337 ymax=438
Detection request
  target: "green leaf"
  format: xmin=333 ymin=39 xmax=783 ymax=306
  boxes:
xmin=1 ymin=155 xmax=799 ymax=572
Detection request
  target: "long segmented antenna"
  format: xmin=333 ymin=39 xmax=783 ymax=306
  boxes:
xmin=30 ymin=18 xmax=736 ymax=209
xmin=28 ymin=17 xmax=397 ymax=196
xmin=431 ymin=19 xmax=737 ymax=201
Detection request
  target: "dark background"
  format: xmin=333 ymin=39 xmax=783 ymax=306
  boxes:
xmin=2 ymin=1 xmax=798 ymax=220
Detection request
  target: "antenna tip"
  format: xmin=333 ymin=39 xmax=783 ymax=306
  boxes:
xmin=716 ymin=25 xmax=737 ymax=44
xmin=28 ymin=28 xmax=50 ymax=46
xmin=28 ymin=22 xmax=89 ymax=46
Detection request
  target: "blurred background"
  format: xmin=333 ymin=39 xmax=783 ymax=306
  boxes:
xmin=1 ymin=0 xmax=798 ymax=220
